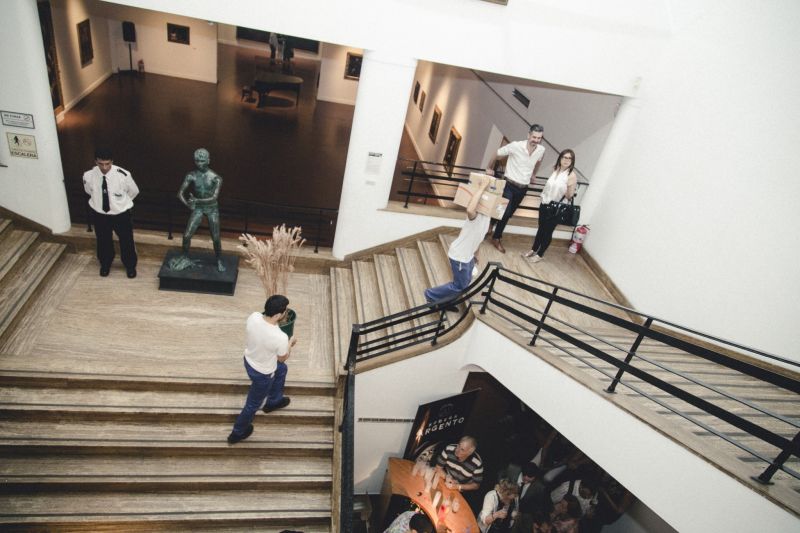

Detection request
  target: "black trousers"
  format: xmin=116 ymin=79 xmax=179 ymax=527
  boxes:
xmin=492 ymin=181 xmax=528 ymax=240
xmin=531 ymin=205 xmax=560 ymax=257
xmin=93 ymin=209 xmax=137 ymax=270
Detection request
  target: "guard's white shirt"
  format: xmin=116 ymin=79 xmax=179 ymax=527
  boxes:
xmin=449 ymin=213 xmax=490 ymax=264
xmin=83 ymin=164 xmax=139 ymax=215
xmin=497 ymin=140 xmax=545 ymax=187
xmin=243 ymin=312 xmax=289 ymax=375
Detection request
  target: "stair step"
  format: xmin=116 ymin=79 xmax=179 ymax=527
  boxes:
xmin=373 ymin=254 xmax=411 ymax=339
xmin=0 ymin=229 xmax=38 ymax=283
xmin=396 ymin=247 xmax=429 ymax=311
xmin=0 ymin=420 xmax=333 ymax=455
xmin=0 ymin=489 xmax=331 ymax=528
xmin=0 ymin=218 xmax=11 ymax=238
xmin=0 ymin=241 xmax=66 ymax=338
xmin=0 ymin=453 xmax=331 ymax=491
xmin=0 ymin=386 xmax=334 ymax=424
xmin=330 ymin=266 xmax=357 ymax=374
xmin=417 ymin=240 xmax=449 ymax=289
xmin=351 ymin=261 xmax=387 ymax=342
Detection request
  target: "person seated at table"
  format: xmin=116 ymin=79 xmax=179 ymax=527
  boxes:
xmin=384 ymin=510 xmax=434 ymax=533
xmin=435 ymin=435 xmax=484 ymax=492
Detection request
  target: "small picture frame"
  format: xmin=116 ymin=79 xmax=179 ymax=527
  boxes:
xmin=428 ymin=106 xmax=442 ymax=143
xmin=167 ymin=23 xmax=190 ymax=45
xmin=344 ymin=52 xmax=363 ymax=80
xmin=413 ymin=81 xmax=420 ymax=104
xmin=443 ymin=127 xmax=462 ymax=175
xmin=77 ymin=19 xmax=93 ymax=67
xmin=419 ymin=91 xmax=426 ymax=113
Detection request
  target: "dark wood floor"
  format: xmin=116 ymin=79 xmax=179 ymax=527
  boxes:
xmin=57 ymin=44 xmax=356 ymax=214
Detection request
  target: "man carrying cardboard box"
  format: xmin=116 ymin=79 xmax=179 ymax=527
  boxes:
xmin=424 ymin=175 xmax=491 ymax=307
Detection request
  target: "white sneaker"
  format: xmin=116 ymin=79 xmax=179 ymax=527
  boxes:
xmin=521 ymin=250 xmax=536 ymax=259
xmin=530 ymin=254 xmax=543 ymax=263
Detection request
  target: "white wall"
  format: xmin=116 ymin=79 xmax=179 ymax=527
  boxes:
xmin=317 ymin=42 xmax=362 ymax=105
xmin=578 ymin=0 xmax=800 ymax=362
xmin=0 ymin=0 xmax=70 ymax=233
xmin=94 ymin=2 xmax=218 ymax=83
xmin=50 ymin=0 xmax=113 ymax=115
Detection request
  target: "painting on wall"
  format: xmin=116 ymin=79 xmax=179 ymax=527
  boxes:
xmin=167 ymin=23 xmax=190 ymax=45
xmin=344 ymin=52 xmax=363 ymax=80
xmin=419 ymin=91 xmax=426 ymax=113
xmin=413 ymin=81 xmax=420 ymax=104
xmin=443 ymin=127 xmax=462 ymax=175
xmin=77 ymin=19 xmax=93 ymax=67
xmin=428 ymin=106 xmax=442 ymax=143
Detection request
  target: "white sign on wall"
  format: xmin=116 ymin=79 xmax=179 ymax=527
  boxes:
xmin=1 ymin=110 xmax=35 ymax=129
xmin=6 ymin=133 xmax=38 ymax=159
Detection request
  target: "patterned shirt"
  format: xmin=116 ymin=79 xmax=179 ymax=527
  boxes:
xmin=436 ymin=443 xmax=484 ymax=486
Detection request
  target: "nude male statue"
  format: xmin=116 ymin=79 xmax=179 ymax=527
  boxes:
xmin=177 ymin=148 xmax=225 ymax=272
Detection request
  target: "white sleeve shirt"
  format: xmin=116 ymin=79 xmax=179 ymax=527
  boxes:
xmin=497 ymin=140 xmax=545 ymax=187
xmin=243 ymin=312 xmax=289 ymax=375
xmin=83 ymin=164 xmax=139 ymax=215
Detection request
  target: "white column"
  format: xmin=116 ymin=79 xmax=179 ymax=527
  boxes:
xmin=576 ymin=96 xmax=642 ymax=224
xmin=332 ymin=50 xmax=417 ymax=258
xmin=0 ymin=0 xmax=70 ymax=232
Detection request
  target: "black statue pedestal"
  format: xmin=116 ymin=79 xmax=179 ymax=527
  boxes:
xmin=158 ymin=249 xmax=239 ymax=295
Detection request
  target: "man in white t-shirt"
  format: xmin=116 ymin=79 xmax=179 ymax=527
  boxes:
xmin=228 ymin=294 xmax=297 ymax=444
xmin=487 ymin=124 xmax=546 ymax=253
xmin=424 ymin=176 xmax=490 ymax=306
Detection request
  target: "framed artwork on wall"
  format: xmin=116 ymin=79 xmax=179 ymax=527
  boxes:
xmin=428 ymin=106 xmax=442 ymax=143
xmin=77 ymin=19 xmax=93 ymax=67
xmin=344 ymin=52 xmax=363 ymax=80
xmin=167 ymin=23 xmax=190 ymax=45
xmin=413 ymin=81 xmax=420 ymax=104
xmin=419 ymin=91 xmax=426 ymax=113
xmin=443 ymin=127 xmax=462 ymax=175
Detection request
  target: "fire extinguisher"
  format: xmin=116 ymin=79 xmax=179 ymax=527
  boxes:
xmin=569 ymin=225 xmax=590 ymax=254
xmin=137 ymin=59 xmax=145 ymax=74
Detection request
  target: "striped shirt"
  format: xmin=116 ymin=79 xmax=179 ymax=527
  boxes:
xmin=436 ymin=443 xmax=484 ymax=486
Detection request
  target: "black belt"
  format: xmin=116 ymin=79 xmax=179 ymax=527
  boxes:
xmin=506 ymin=180 xmax=528 ymax=189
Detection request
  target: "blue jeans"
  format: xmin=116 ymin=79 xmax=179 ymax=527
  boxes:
xmin=424 ymin=258 xmax=474 ymax=304
xmin=231 ymin=357 xmax=288 ymax=436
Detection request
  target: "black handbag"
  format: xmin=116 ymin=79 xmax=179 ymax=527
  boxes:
xmin=547 ymin=197 xmax=580 ymax=226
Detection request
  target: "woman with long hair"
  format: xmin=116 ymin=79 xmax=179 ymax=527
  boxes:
xmin=522 ymin=149 xmax=578 ymax=263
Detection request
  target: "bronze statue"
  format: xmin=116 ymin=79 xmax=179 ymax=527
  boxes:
xmin=175 ymin=148 xmax=225 ymax=272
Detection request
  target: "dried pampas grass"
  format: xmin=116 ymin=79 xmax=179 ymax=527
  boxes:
xmin=238 ymin=225 xmax=306 ymax=296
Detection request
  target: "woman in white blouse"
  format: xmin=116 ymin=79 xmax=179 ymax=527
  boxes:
xmin=522 ymin=149 xmax=578 ymax=263
xmin=478 ymin=478 xmax=520 ymax=533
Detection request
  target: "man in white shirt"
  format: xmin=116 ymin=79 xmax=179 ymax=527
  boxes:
xmin=228 ymin=294 xmax=297 ymax=444
xmin=487 ymin=124 xmax=546 ymax=253
xmin=82 ymin=148 xmax=140 ymax=278
xmin=424 ymin=176 xmax=490 ymax=307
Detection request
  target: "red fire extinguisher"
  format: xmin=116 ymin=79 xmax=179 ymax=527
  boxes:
xmin=137 ymin=59 xmax=145 ymax=74
xmin=569 ymin=225 xmax=590 ymax=254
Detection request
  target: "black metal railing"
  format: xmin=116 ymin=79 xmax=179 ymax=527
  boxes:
xmin=66 ymin=188 xmax=338 ymax=253
xmin=338 ymin=264 xmax=800 ymax=529
xmin=395 ymin=157 xmax=588 ymax=216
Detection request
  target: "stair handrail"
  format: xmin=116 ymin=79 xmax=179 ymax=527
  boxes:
xmin=338 ymin=262 xmax=800 ymax=527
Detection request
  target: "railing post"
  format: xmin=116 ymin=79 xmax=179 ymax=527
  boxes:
xmin=166 ymin=195 xmax=174 ymax=240
xmin=314 ymin=209 xmax=322 ymax=253
xmin=404 ymin=161 xmax=418 ymax=208
xmin=754 ymin=430 xmax=800 ymax=485
xmin=339 ymin=327 xmax=358 ymax=533
xmin=530 ymin=287 xmax=559 ymax=347
xmin=479 ymin=267 xmax=499 ymax=314
xmin=430 ymin=309 xmax=447 ymax=346
xmin=606 ymin=317 xmax=653 ymax=393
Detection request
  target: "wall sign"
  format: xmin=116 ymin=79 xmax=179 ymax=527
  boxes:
xmin=1 ymin=111 xmax=35 ymax=129
xmin=6 ymin=133 xmax=38 ymax=159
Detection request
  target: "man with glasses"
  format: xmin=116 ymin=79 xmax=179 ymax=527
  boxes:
xmin=486 ymin=124 xmax=546 ymax=253
xmin=228 ymin=294 xmax=296 ymax=444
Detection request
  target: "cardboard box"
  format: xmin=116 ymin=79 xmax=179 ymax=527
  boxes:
xmin=453 ymin=173 xmax=508 ymax=219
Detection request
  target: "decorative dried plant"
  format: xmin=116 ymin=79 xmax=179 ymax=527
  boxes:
xmin=238 ymin=225 xmax=306 ymax=296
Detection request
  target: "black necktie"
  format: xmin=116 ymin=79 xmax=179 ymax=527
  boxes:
xmin=101 ymin=175 xmax=110 ymax=212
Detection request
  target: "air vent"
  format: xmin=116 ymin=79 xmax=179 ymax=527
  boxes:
xmin=358 ymin=417 xmax=415 ymax=423
xmin=512 ymin=88 xmax=530 ymax=108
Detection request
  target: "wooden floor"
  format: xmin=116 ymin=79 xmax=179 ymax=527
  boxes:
xmin=0 ymin=255 xmax=335 ymax=385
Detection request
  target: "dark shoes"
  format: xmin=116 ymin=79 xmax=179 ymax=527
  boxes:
xmin=263 ymin=397 xmax=291 ymax=414
xmin=99 ymin=266 xmax=110 ymax=277
xmin=227 ymin=424 xmax=254 ymax=444
xmin=126 ymin=268 xmax=137 ymax=279
xmin=491 ymin=238 xmax=506 ymax=253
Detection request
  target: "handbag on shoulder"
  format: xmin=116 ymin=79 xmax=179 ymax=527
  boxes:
xmin=545 ymin=196 xmax=580 ymax=226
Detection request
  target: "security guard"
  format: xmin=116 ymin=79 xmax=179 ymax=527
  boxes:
xmin=82 ymin=148 xmax=139 ymax=278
